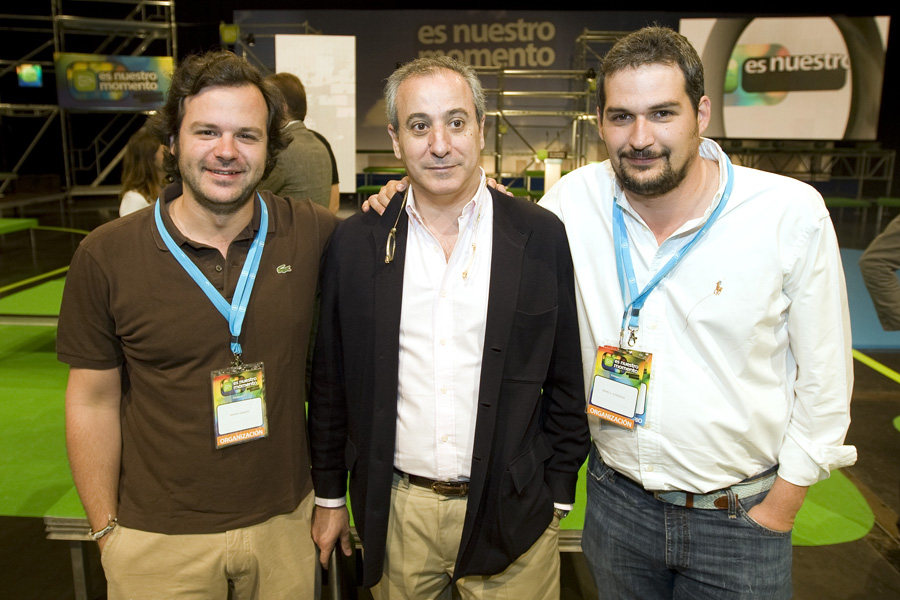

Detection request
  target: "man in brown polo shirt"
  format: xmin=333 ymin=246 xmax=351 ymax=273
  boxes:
xmin=57 ymin=50 xmax=337 ymax=598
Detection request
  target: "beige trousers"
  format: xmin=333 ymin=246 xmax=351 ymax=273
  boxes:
xmin=371 ymin=472 xmax=560 ymax=600
xmin=101 ymin=491 xmax=317 ymax=600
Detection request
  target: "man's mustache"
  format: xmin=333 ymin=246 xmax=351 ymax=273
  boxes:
xmin=619 ymin=149 xmax=670 ymax=160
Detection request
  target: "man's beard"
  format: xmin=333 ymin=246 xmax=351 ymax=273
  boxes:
xmin=176 ymin=152 xmax=260 ymax=216
xmin=615 ymin=147 xmax=694 ymax=198
xmin=191 ymin=185 xmax=256 ymax=216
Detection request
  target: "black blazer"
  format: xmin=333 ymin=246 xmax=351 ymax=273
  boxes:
xmin=309 ymin=187 xmax=589 ymax=587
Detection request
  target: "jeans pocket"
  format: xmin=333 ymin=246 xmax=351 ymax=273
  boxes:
xmin=586 ymin=449 xmax=615 ymax=485
xmin=736 ymin=494 xmax=793 ymax=537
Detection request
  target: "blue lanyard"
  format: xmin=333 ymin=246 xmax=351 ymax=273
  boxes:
xmin=613 ymin=155 xmax=734 ymax=346
xmin=154 ymin=195 xmax=268 ymax=359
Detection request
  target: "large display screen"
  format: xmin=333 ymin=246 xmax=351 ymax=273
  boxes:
xmin=681 ymin=17 xmax=890 ymax=140
xmin=54 ymin=53 xmax=173 ymax=111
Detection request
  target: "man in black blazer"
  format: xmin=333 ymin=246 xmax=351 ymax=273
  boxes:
xmin=309 ymin=56 xmax=589 ymax=598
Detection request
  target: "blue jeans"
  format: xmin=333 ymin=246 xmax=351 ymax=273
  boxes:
xmin=582 ymin=446 xmax=792 ymax=599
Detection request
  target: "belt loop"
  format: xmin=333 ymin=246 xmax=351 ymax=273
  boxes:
xmin=725 ymin=488 xmax=737 ymax=519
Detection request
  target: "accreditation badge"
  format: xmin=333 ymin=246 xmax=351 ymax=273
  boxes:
xmin=587 ymin=346 xmax=652 ymax=430
xmin=211 ymin=362 xmax=268 ymax=449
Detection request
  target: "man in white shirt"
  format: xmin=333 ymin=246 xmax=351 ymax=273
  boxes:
xmin=537 ymin=26 xmax=855 ymax=599
xmin=308 ymin=56 xmax=589 ymax=599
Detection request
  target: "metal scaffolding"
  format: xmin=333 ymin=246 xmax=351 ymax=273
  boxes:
xmin=53 ymin=0 xmax=177 ymax=198
xmin=0 ymin=2 xmax=176 ymax=208
xmin=471 ymin=30 xmax=628 ymax=184
xmin=477 ymin=67 xmax=595 ymax=179
xmin=722 ymin=142 xmax=895 ymax=200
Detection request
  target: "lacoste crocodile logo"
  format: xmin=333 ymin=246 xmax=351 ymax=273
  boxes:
xmin=276 ymin=264 xmax=292 ymax=274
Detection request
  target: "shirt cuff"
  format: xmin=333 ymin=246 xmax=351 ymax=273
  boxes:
xmin=553 ymin=502 xmax=574 ymax=511
xmin=315 ymin=496 xmax=347 ymax=508
xmin=777 ymin=433 xmax=858 ymax=487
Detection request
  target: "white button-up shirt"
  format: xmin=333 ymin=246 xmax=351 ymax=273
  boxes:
xmin=540 ymin=139 xmax=856 ymax=493
xmin=394 ymin=177 xmax=494 ymax=481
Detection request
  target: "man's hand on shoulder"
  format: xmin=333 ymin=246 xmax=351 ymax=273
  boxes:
xmin=361 ymin=174 xmax=514 ymax=215
xmin=311 ymin=505 xmax=352 ymax=568
xmin=485 ymin=177 xmax=512 ymax=196
xmin=362 ymin=177 xmax=408 ymax=215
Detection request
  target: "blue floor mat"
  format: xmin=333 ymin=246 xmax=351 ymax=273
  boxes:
xmin=842 ymin=248 xmax=900 ymax=350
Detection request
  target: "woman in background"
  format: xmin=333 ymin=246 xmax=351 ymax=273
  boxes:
xmin=119 ymin=127 xmax=167 ymax=217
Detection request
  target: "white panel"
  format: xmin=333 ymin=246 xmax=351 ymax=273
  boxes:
xmin=275 ymin=35 xmax=356 ymax=193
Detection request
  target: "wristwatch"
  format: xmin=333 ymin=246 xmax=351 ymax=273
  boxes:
xmin=553 ymin=507 xmax=570 ymax=520
xmin=89 ymin=516 xmax=118 ymax=541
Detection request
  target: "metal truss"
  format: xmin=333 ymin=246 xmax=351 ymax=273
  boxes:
xmin=52 ymin=0 xmax=177 ymax=198
xmin=574 ymin=29 xmax=625 ymax=72
xmin=469 ymin=30 xmax=628 ymax=184
xmin=0 ymin=3 xmax=176 ymax=209
xmin=231 ymin=21 xmax=322 ymax=74
xmin=0 ymin=104 xmax=60 ymax=196
xmin=723 ymin=143 xmax=895 ymax=198
xmin=476 ymin=67 xmax=595 ymax=182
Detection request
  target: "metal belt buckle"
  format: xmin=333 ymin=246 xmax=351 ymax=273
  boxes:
xmin=432 ymin=481 xmax=468 ymax=497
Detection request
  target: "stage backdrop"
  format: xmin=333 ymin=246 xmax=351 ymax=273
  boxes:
xmin=682 ymin=16 xmax=890 ymax=140
xmin=234 ymin=10 xmax=890 ymax=170
xmin=234 ymin=10 xmax=649 ymax=158
xmin=54 ymin=53 xmax=173 ymax=111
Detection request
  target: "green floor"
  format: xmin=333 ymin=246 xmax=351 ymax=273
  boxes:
xmin=0 ymin=324 xmax=74 ymax=518
xmin=0 ymin=278 xmax=876 ymax=541
xmin=1 ymin=203 xmax=899 ymax=598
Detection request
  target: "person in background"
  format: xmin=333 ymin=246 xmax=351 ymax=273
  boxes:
xmin=258 ymin=72 xmax=339 ymax=213
xmin=310 ymin=128 xmax=341 ymax=213
xmin=119 ymin=126 xmax=167 ymax=217
xmin=860 ymin=214 xmax=900 ymax=330
xmin=859 ymin=213 xmax=900 ymax=533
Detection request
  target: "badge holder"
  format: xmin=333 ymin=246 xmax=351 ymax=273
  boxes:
xmin=211 ymin=359 xmax=269 ymax=449
xmin=587 ymin=345 xmax=652 ymax=430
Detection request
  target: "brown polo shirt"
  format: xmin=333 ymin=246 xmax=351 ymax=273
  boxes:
xmin=57 ymin=183 xmax=337 ymax=534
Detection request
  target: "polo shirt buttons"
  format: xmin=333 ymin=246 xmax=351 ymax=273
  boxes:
xmin=215 ymin=265 xmax=223 ymax=272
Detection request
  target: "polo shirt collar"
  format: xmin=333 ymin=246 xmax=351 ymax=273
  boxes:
xmin=152 ymin=181 xmax=274 ymax=251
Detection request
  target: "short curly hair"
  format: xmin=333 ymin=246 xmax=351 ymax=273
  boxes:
xmin=597 ymin=26 xmax=705 ymax=117
xmin=151 ymin=50 xmax=289 ymax=180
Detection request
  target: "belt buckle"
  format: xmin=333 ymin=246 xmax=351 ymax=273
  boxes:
xmin=431 ymin=481 xmax=468 ymax=497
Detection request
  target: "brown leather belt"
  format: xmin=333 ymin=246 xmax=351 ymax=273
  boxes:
xmin=394 ymin=468 xmax=469 ymax=497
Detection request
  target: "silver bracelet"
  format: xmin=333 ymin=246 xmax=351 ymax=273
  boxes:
xmin=89 ymin=515 xmax=118 ymax=541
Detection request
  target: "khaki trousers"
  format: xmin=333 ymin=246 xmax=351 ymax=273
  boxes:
xmin=101 ymin=491 xmax=317 ymax=600
xmin=371 ymin=472 xmax=560 ymax=600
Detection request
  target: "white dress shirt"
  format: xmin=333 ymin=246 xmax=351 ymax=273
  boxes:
xmin=540 ymin=139 xmax=856 ymax=493
xmin=315 ymin=178 xmax=493 ymax=509
xmin=394 ymin=175 xmax=493 ymax=481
